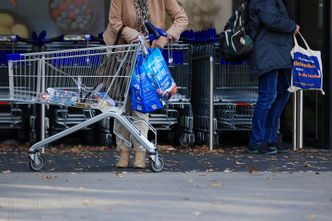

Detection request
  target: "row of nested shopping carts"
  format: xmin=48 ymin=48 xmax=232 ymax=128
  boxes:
xmin=0 ymin=33 xmax=112 ymax=145
xmin=0 ymin=32 xmax=195 ymax=147
xmin=1 ymin=30 xmax=258 ymax=147
xmin=3 ymin=28 xmax=258 ymax=171
xmin=183 ymin=29 xmax=258 ymax=147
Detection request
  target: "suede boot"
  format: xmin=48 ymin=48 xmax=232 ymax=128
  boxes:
xmin=134 ymin=150 xmax=146 ymax=169
xmin=115 ymin=150 xmax=130 ymax=168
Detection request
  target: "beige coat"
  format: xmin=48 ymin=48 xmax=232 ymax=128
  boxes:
xmin=103 ymin=0 xmax=189 ymax=45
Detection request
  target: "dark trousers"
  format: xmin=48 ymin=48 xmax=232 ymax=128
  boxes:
xmin=249 ymin=69 xmax=290 ymax=147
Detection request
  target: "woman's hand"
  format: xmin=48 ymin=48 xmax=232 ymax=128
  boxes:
xmin=151 ymin=36 xmax=170 ymax=49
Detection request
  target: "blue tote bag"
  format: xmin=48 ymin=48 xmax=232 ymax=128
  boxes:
xmin=130 ymin=54 xmax=164 ymax=113
xmin=143 ymin=48 xmax=177 ymax=104
xmin=288 ymin=33 xmax=325 ymax=94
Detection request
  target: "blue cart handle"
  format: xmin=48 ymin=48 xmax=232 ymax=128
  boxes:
xmin=145 ymin=22 xmax=168 ymax=42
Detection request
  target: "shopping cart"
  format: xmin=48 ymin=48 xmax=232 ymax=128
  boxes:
xmin=192 ymin=42 xmax=258 ymax=146
xmin=8 ymin=41 xmax=164 ymax=172
xmin=160 ymin=42 xmax=195 ymax=146
xmin=0 ymin=35 xmax=37 ymax=142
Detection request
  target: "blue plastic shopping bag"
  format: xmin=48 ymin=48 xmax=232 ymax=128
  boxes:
xmin=288 ymin=33 xmax=325 ymax=94
xmin=143 ymin=48 xmax=177 ymax=104
xmin=130 ymin=55 xmax=144 ymax=112
xmin=130 ymin=54 xmax=164 ymax=113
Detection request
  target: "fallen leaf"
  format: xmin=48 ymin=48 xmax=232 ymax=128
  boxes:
xmin=224 ymin=168 xmax=232 ymax=173
xmin=116 ymin=171 xmax=128 ymax=178
xmin=37 ymin=174 xmax=57 ymax=180
xmin=46 ymin=175 xmax=57 ymax=179
xmin=249 ymin=168 xmax=258 ymax=173
xmin=235 ymin=161 xmax=245 ymax=165
xmin=82 ymin=199 xmax=93 ymax=206
xmin=158 ymin=145 xmax=175 ymax=151
xmin=210 ymin=180 xmax=222 ymax=187
xmin=308 ymin=214 xmax=316 ymax=219
xmin=285 ymin=162 xmax=296 ymax=166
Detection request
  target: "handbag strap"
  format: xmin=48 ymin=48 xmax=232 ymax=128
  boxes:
xmin=293 ymin=32 xmax=311 ymax=50
xmin=114 ymin=25 xmax=126 ymax=45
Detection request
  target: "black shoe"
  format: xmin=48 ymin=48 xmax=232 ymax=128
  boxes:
xmin=249 ymin=143 xmax=277 ymax=155
xmin=269 ymin=142 xmax=290 ymax=153
xmin=248 ymin=147 xmax=260 ymax=154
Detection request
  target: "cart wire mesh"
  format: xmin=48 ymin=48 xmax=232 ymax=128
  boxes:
xmin=8 ymin=44 xmax=141 ymax=112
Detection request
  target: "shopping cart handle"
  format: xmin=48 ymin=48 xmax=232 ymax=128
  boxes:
xmin=47 ymin=35 xmax=65 ymax=43
xmin=15 ymin=35 xmax=36 ymax=44
xmin=38 ymin=31 xmax=64 ymax=43
xmin=145 ymin=22 xmax=167 ymax=42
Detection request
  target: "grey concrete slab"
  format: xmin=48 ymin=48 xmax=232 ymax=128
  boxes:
xmin=0 ymin=172 xmax=331 ymax=221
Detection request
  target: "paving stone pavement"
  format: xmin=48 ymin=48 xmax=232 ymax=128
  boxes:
xmin=0 ymin=138 xmax=332 ymax=220
xmin=0 ymin=172 xmax=332 ymax=221
xmin=0 ymin=140 xmax=331 ymax=173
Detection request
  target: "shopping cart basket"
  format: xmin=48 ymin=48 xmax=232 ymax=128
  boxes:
xmin=39 ymin=33 xmax=107 ymax=145
xmin=8 ymin=42 xmax=164 ymax=172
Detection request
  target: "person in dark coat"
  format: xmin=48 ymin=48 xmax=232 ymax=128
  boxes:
xmin=247 ymin=0 xmax=300 ymax=154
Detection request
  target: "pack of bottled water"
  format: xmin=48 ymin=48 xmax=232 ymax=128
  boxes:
xmin=40 ymin=87 xmax=118 ymax=109
xmin=45 ymin=88 xmax=78 ymax=106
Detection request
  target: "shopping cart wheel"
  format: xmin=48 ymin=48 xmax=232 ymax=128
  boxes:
xmin=195 ymin=132 xmax=205 ymax=145
xmin=29 ymin=155 xmax=46 ymax=172
xmin=179 ymin=133 xmax=195 ymax=147
xmin=150 ymin=154 xmax=165 ymax=173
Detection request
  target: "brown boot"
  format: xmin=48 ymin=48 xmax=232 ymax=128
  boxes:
xmin=134 ymin=150 xmax=146 ymax=169
xmin=115 ymin=150 xmax=130 ymax=168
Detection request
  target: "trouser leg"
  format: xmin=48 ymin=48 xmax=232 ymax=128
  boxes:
xmin=249 ymin=70 xmax=278 ymax=147
xmin=265 ymin=69 xmax=291 ymax=144
xmin=114 ymin=118 xmax=131 ymax=151
xmin=131 ymin=110 xmax=149 ymax=152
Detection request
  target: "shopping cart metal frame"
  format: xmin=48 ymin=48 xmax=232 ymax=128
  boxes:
xmin=8 ymin=41 xmax=164 ymax=172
